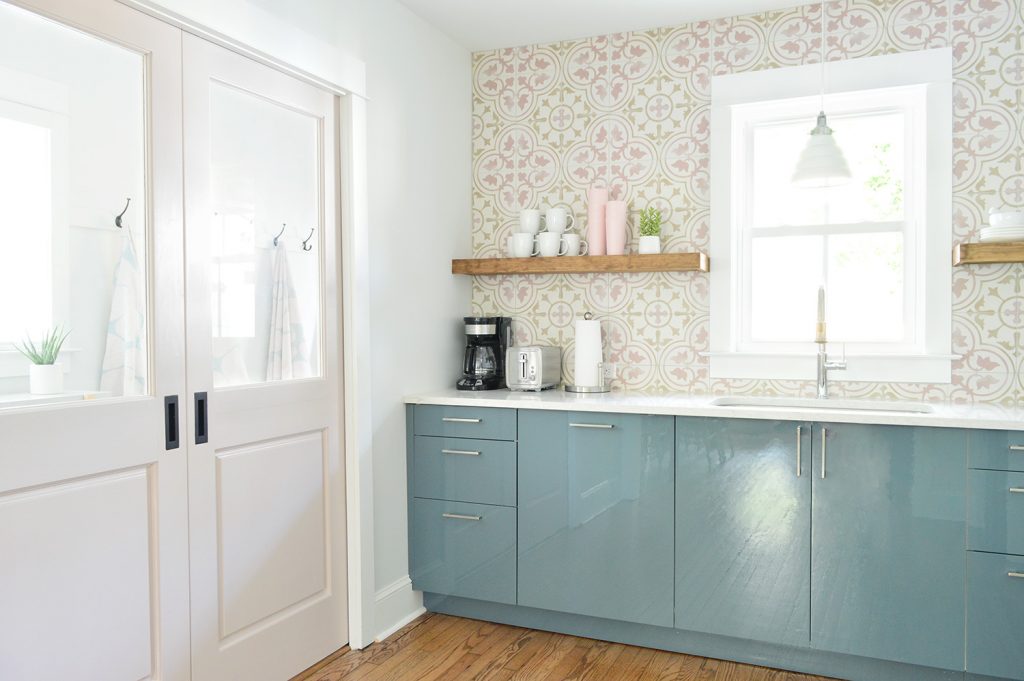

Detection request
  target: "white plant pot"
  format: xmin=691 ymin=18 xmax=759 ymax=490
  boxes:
xmin=29 ymin=363 xmax=63 ymax=395
xmin=638 ymin=235 xmax=661 ymax=255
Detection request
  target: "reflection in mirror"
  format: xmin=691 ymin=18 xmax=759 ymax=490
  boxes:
xmin=209 ymin=83 xmax=322 ymax=388
xmin=0 ymin=2 xmax=147 ymax=407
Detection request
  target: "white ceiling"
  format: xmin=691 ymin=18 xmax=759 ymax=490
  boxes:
xmin=395 ymin=0 xmax=811 ymax=52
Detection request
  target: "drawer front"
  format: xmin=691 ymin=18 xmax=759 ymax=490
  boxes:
xmin=413 ymin=405 xmax=516 ymax=441
xmin=970 ymin=430 xmax=1024 ymax=472
xmin=413 ymin=437 xmax=516 ymax=507
xmin=969 ymin=470 xmax=1024 ymax=555
xmin=967 ymin=551 xmax=1024 ymax=680
xmin=409 ymin=498 xmax=516 ymax=605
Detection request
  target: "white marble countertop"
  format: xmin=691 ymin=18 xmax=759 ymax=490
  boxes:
xmin=405 ymin=388 xmax=1024 ymax=431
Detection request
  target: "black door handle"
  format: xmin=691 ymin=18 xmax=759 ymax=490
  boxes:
xmin=165 ymin=395 xmax=179 ymax=450
xmin=195 ymin=392 xmax=208 ymax=444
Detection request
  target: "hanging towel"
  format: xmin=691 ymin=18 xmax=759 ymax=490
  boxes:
xmin=99 ymin=227 xmax=147 ymax=396
xmin=266 ymin=242 xmax=310 ymax=381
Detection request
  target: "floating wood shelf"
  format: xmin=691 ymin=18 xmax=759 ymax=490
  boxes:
xmin=953 ymin=241 xmax=1024 ymax=266
xmin=451 ymin=252 xmax=710 ymax=276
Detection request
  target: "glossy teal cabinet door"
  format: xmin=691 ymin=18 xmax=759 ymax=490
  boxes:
xmin=675 ymin=417 xmax=811 ymax=646
xmin=811 ymin=424 xmax=966 ymax=671
xmin=412 ymin=436 xmax=517 ymax=507
xmin=409 ymin=498 xmax=516 ymax=604
xmin=413 ymin=405 xmax=517 ymax=441
xmin=517 ymin=410 xmax=674 ymax=627
xmin=967 ymin=551 xmax=1024 ymax=680
xmin=968 ymin=469 xmax=1024 ymax=556
xmin=969 ymin=429 xmax=1024 ymax=472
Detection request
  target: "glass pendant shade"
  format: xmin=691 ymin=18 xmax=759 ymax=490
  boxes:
xmin=791 ymin=111 xmax=852 ymax=188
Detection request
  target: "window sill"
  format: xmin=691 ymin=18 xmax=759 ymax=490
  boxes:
xmin=707 ymin=351 xmax=956 ymax=384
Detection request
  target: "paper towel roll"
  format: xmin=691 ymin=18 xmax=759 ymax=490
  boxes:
xmin=574 ymin=319 xmax=603 ymax=387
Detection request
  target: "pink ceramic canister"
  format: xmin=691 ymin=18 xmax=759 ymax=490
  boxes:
xmin=586 ymin=187 xmax=608 ymax=256
xmin=605 ymin=200 xmax=627 ymax=255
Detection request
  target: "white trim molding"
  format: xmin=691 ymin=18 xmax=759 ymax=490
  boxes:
xmin=374 ymin=576 xmax=424 ymax=642
xmin=710 ymin=48 xmax=953 ymax=384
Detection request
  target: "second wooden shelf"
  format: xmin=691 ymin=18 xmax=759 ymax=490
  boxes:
xmin=451 ymin=252 xmax=710 ymax=276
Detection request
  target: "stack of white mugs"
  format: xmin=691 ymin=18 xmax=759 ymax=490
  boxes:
xmin=506 ymin=207 xmax=588 ymax=258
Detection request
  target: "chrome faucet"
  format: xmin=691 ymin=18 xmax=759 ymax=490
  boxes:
xmin=815 ymin=285 xmax=846 ymax=399
xmin=816 ymin=340 xmax=846 ymax=399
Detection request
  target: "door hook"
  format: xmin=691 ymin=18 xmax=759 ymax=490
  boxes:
xmin=273 ymin=223 xmax=286 ymax=246
xmin=115 ymin=197 xmax=131 ymax=229
xmin=302 ymin=228 xmax=314 ymax=251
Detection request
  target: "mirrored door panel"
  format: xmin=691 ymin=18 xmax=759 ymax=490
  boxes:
xmin=208 ymin=82 xmax=322 ymax=388
xmin=0 ymin=1 xmax=149 ymax=407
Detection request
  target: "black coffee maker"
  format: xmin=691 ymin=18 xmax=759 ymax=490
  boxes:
xmin=457 ymin=316 xmax=512 ymax=390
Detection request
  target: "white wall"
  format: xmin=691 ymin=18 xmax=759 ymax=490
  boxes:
xmin=360 ymin=0 xmax=471 ymax=634
xmin=152 ymin=0 xmax=472 ymax=639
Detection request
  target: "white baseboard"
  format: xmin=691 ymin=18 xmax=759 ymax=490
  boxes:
xmin=374 ymin=575 xmax=424 ymax=642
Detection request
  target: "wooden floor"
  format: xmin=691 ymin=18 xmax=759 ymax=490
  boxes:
xmin=291 ymin=613 xmax=840 ymax=681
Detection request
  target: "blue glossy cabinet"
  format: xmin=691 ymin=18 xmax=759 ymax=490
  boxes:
xmin=967 ymin=551 xmax=1024 ymax=680
xmin=517 ymin=410 xmax=675 ymax=627
xmin=675 ymin=417 xmax=811 ymax=647
xmin=410 ymin=498 xmax=516 ymax=604
xmin=811 ymin=424 xmax=967 ymax=671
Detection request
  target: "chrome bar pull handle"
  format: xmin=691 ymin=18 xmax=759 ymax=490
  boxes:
xmin=569 ymin=423 xmax=615 ymax=429
xmin=1010 ymin=487 xmax=1024 ymax=494
xmin=820 ymin=427 xmax=828 ymax=479
xmin=796 ymin=426 xmax=803 ymax=477
xmin=1009 ymin=572 xmax=1024 ymax=579
xmin=442 ymin=449 xmax=481 ymax=457
xmin=442 ymin=512 xmax=481 ymax=521
xmin=442 ymin=417 xmax=481 ymax=424
xmin=1011 ymin=445 xmax=1024 ymax=452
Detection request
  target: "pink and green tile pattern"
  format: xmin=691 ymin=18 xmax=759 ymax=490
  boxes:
xmin=471 ymin=0 xmax=1024 ymax=404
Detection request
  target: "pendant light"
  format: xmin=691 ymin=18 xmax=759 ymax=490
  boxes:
xmin=791 ymin=1 xmax=851 ymax=188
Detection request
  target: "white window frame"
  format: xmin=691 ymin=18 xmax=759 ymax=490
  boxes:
xmin=709 ymin=48 xmax=953 ymax=383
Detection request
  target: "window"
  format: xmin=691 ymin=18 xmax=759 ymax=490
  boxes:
xmin=709 ymin=49 xmax=953 ymax=383
xmin=0 ymin=114 xmax=53 ymax=343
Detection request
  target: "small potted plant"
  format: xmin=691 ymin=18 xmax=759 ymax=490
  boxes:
xmin=16 ymin=326 xmax=70 ymax=395
xmin=638 ymin=206 xmax=662 ymax=254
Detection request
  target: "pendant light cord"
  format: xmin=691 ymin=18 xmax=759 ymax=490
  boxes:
xmin=819 ymin=0 xmax=825 ymax=111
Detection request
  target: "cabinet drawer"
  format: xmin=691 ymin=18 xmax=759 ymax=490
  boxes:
xmin=969 ymin=469 xmax=1024 ymax=555
xmin=967 ymin=551 xmax=1024 ymax=680
xmin=413 ymin=405 xmax=516 ymax=441
xmin=970 ymin=430 xmax=1024 ymax=472
xmin=412 ymin=436 xmax=516 ymax=507
xmin=409 ymin=498 xmax=516 ymax=605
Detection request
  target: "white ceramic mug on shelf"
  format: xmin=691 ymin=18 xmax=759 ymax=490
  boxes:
xmin=562 ymin=233 xmax=588 ymax=256
xmin=537 ymin=231 xmax=568 ymax=257
xmin=510 ymin=232 xmax=538 ymax=257
xmin=545 ymin=207 xmax=575 ymax=235
xmin=519 ymin=208 xmax=543 ymax=235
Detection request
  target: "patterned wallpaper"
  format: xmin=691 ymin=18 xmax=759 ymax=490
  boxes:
xmin=470 ymin=0 xmax=1024 ymax=405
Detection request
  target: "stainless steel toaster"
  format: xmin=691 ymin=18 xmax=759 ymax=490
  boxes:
xmin=506 ymin=346 xmax=561 ymax=391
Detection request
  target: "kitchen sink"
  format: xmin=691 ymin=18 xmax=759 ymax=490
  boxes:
xmin=710 ymin=396 xmax=934 ymax=414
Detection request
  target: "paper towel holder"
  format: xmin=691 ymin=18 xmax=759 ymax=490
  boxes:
xmin=565 ymin=312 xmax=611 ymax=393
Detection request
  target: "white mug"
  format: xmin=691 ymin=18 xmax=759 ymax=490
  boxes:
xmin=519 ymin=208 xmax=543 ymax=235
xmin=511 ymin=232 xmax=538 ymax=257
xmin=536 ymin=231 xmax=568 ymax=257
xmin=505 ymin=235 xmax=516 ymax=257
xmin=562 ymin=233 xmax=588 ymax=256
xmin=545 ymin=207 xmax=575 ymax=235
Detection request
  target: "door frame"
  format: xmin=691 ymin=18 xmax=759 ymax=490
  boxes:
xmin=119 ymin=0 xmax=377 ymax=650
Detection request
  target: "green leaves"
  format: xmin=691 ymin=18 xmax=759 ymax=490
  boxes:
xmin=16 ymin=326 xmax=70 ymax=365
xmin=639 ymin=206 xmax=662 ymax=237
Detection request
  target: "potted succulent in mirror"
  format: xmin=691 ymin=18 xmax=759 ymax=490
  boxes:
xmin=638 ymin=206 xmax=662 ymax=255
xmin=16 ymin=326 xmax=70 ymax=395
